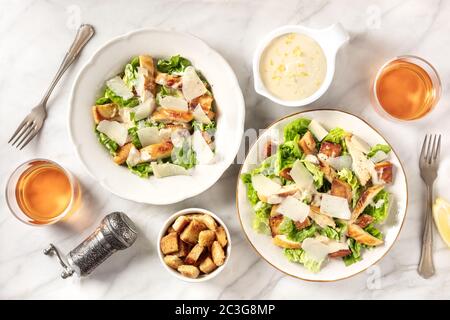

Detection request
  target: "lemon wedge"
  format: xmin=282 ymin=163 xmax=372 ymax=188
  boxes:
xmin=433 ymin=197 xmax=450 ymax=247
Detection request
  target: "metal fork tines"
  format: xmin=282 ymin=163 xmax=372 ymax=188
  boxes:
xmin=418 ymin=133 xmax=441 ymax=279
xmin=8 ymin=107 xmax=45 ymax=150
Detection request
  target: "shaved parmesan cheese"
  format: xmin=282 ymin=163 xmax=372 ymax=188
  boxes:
xmin=276 ymin=196 xmax=310 ymax=222
xmin=192 ymin=104 xmax=212 ymax=124
xmin=151 ymin=162 xmax=189 ymax=178
xmin=308 ymin=120 xmax=328 ymax=141
xmin=192 ymin=130 xmax=214 ymax=164
xmin=304 ymin=154 xmax=319 ymax=165
xmin=137 ymin=127 xmax=161 ymax=147
xmin=159 ymin=96 xmax=188 ymax=111
xmin=96 ymin=120 xmax=128 ymax=146
xmin=134 ymin=67 xmax=148 ymax=97
xmin=106 ymin=76 xmax=134 ymax=100
xmin=370 ymin=150 xmax=388 ymax=163
xmin=290 ymin=160 xmax=314 ymax=190
xmin=131 ymin=98 xmax=155 ymax=121
xmin=301 ymin=238 xmax=330 ymax=262
xmin=158 ymin=128 xmax=173 ymax=141
xmin=126 ymin=145 xmax=142 ymax=167
xmin=170 ymin=129 xmax=191 ymax=148
xmin=320 ymin=194 xmax=351 ymax=220
xmin=327 ymin=155 xmax=352 ymax=171
xmin=251 ymin=174 xmax=281 ymax=197
xmin=182 ymin=66 xmax=207 ymax=101
xmin=350 ymin=135 xmax=371 ymax=154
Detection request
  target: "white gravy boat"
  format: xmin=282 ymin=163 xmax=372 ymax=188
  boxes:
xmin=253 ymin=23 xmax=349 ymax=107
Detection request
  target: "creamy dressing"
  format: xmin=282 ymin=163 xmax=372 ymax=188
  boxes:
xmin=260 ymin=33 xmax=327 ymax=101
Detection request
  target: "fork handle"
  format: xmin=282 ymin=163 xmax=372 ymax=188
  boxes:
xmin=418 ymin=183 xmax=435 ymax=278
xmin=40 ymin=24 xmax=95 ymax=105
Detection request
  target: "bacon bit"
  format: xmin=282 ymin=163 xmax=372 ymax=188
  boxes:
xmin=279 ymin=167 xmax=293 ymax=181
xmin=294 ymin=217 xmax=311 ymax=230
xmin=319 ymin=142 xmax=342 ymax=157
xmin=355 ymin=214 xmax=374 ymax=229
xmin=374 ymin=161 xmax=393 ymax=184
xmin=328 ymin=249 xmax=352 ymax=258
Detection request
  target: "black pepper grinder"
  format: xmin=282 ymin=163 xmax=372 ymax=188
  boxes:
xmin=44 ymin=212 xmax=138 ymax=278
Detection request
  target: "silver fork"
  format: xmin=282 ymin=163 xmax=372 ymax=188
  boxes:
xmin=8 ymin=24 xmax=95 ymax=149
xmin=418 ymin=134 xmax=441 ymax=278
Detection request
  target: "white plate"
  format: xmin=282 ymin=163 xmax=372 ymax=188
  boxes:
xmin=69 ymin=29 xmax=245 ymax=204
xmin=236 ymin=109 xmax=408 ymax=282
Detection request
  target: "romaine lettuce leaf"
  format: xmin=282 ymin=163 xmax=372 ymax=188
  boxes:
xmin=343 ymin=238 xmax=362 ymax=266
xmin=283 ymin=118 xmax=311 ymax=142
xmin=367 ymin=144 xmax=391 ymax=158
xmin=172 ymin=140 xmax=196 ymax=169
xmin=337 ymin=168 xmax=361 ymax=207
xmin=319 ymin=226 xmax=340 ymax=240
xmin=251 ymin=155 xmax=277 ymax=177
xmin=275 ymin=138 xmax=302 ymax=172
xmin=279 ymin=218 xmax=317 ymax=242
xmin=156 ymin=55 xmax=191 ymax=74
xmin=104 ymin=87 xmax=140 ymax=108
xmin=128 ymin=127 xmax=142 ymax=148
xmin=96 ymin=130 xmax=119 ymax=156
xmin=123 ymin=61 xmax=138 ymax=89
xmin=363 ymin=189 xmax=390 ymax=223
xmin=192 ymin=120 xmax=216 ymax=133
xmin=284 ymin=248 xmax=324 ymax=273
xmin=364 ymin=224 xmax=383 ymax=241
xmin=252 ymin=201 xmax=272 ymax=235
xmin=128 ymin=162 xmax=153 ymax=178
xmin=241 ymin=173 xmax=259 ymax=206
xmin=302 ymin=160 xmax=324 ymax=189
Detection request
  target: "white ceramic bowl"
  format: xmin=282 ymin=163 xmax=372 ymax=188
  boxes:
xmin=69 ymin=29 xmax=245 ymax=204
xmin=253 ymin=24 xmax=349 ymax=107
xmin=236 ymin=109 xmax=408 ymax=282
xmin=157 ymin=208 xmax=231 ymax=282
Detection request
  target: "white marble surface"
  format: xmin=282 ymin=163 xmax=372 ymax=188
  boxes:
xmin=1 ymin=0 xmax=449 ymax=300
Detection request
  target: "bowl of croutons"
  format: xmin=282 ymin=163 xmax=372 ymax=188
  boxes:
xmin=158 ymin=208 xmax=231 ymax=281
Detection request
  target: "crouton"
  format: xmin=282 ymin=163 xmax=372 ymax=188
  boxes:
xmin=294 ymin=217 xmax=311 ymax=230
xmin=113 ymin=143 xmax=133 ymax=165
xmin=176 ymin=240 xmax=191 ymax=258
xmin=211 ymin=241 xmax=226 ymax=266
xmin=215 ymin=226 xmax=228 ymax=247
xmin=172 ymin=216 xmax=190 ymax=233
xmin=199 ymin=256 xmax=218 ymax=274
xmin=331 ymin=179 xmax=352 ymax=203
xmin=193 ymin=214 xmax=217 ymax=231
xmin=272 ymin=235 xmax=301 ymax=249
xmin=184 ymin=244 xmax=205 ymax=265
xmin=164 ymin=255 xmax=183 ymax=269
xmin=269 ymin=215 xmax=284 ymax=237
xmin=180 ymin=220 xmax=208 ymax=244
xmin=160 ymin=232 xmax=179 ymax=255
xmin=198 ymin=230 xmax=216 ymax=247
xmin=319 ymin=142 xmax=342 ymax=158
xmin=177 ymin=265 xmax=200 ymax=279
xmin=375 ymin=161 xmax=393 ymax=184
xmin=298 ymin=131 xmax=317 ymax=155
xmin=167 ymin=226 xmax=176 ymax=234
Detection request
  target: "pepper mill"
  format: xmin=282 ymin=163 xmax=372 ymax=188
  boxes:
xmin=44 ymin=212 xmax=138 ymax=279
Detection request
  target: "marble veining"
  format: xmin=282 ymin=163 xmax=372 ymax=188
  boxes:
xmin=0 ymin=0 xmax=449 ymax=299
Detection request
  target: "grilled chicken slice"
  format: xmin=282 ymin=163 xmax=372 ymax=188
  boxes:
xmin=319 ymin=142 xmax=342 ymax=158
xmin=272 ymin=235 xmax=301 ymax=249
xmin=345 ymin=135 xmax=373 ymax=186
xmin=151 ymin=108 xmax=194 ymax=123
xmin=309 ymin=206 xmax=336 ymax=228
xmin=139 ymin=55 xmax=156 ymax=96
xmin=350 ymin=185 xmax=384 ymax=223
xmin=189 ymin=94 xmax=214 ymax=117
xmin=155 ymin=72 xmax=182 ymax=88
xmin=298 ymin=131 xmax=317 ymax=155
xmin=294 ymin=217 xmax=311 ymax=230
xmin=374 ymin=161 xmax=393 ymax=184
xmin=269 ymin=214 xmax=284 ymax=237
xmin=347 ymin=224 xmax=383 ymax=246
xmin=331 ymin=179 xmax=352 ymax=203
xmin=113 ymin=143 xmax=133 ymax=165
xmin=140 ymin=141 xmax=174 ymax=160
xmin=319 ymin=161 xmax=337 ymax=183
xmin=92 ymin=103 xmax=119 ymax=124
xmin=279 ymin=167 xmax=293 ymax=181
